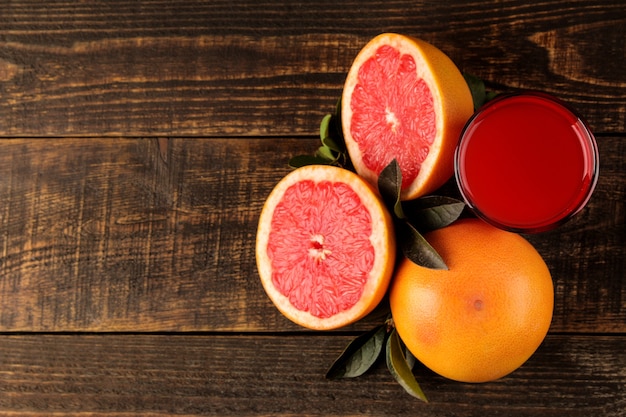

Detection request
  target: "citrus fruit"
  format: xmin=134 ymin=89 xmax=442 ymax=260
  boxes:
xmin=389 ymin=218 xmax=554 ymax=383
xmin=341 ymin=33 xmax=474 ymax=200
xmin=256 ymin=165 xmax=396 ymax=330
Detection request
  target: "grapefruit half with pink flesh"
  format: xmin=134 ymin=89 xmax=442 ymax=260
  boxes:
xmin=256 ymin=165 xmax=396 ymax=330
xmin=342 ymin=33 xmax=474 ymax=200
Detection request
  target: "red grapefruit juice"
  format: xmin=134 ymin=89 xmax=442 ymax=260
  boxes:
xmin=455 ymin=92 xmax=599 ymax=233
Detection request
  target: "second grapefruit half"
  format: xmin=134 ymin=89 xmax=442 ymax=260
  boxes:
xmin=342 ymin=33 xmax=474 ymax=200
xmin=256 ymin=165 xmax=396 ymax=330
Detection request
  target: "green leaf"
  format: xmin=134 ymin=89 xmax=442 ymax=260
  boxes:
xmin=332 ymin=97 xmax=345 ymax=139
xmin=326 ymin=325 xmax=387 ymax=379
xmin=378 ymin=159 xmax=406 ymax=219
xmin=334 ymin=95 xmax=342 ymax=117
xmin=463 ymin=72 xmax=487 ymax=111
xmin=386 ymin=329 xmax=428 ymax=402
xmin=320 ymin=113 xmax=333 ymax=142
xmin=404 ymin=347 xmax=417 ymax=371
xmin=485 ymin=90 xmax=499 ymax=102
xmin=403 ymin=196 xmax=465 ymax=232
xmin=321 ymin=135 xmax=343 ymax=154
xmin=330 ymin=107 xmax=346 ymax=146
xmin=400 ymin=221 xmax=448 ymax=270
xmin=463 ymin=73 xmax=501 ymax=111
xmin=288 ymin=154 xmax=334 ymax=168
xmin=289 ymin=95 xmax=351 ymax=170
xmin=315 ymin=145 xmax=336 ymax=161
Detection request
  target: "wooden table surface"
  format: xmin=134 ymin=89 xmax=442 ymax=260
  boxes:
xmin=1 ymin=1 xmax=624 ymax=415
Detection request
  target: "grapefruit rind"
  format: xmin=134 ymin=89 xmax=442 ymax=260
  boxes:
xmin=256 ymin=165 xmax=396 ymax=330
xmin=342 ymin=33 xmax=474 ymax=200
xmin=389 ymin=219 xmax=554 ymax=382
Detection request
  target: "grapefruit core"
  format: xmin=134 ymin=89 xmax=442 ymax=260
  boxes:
xmin=389 ymin=219 xmax=554 ymax=383
xmin=256 ymin=165 xmax=396 ymax=330
xmin=342 ymin=33 xmax=474 ymax=200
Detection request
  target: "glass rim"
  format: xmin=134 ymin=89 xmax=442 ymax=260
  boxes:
xmin=454 ymin=91 xmax=600 ymax=234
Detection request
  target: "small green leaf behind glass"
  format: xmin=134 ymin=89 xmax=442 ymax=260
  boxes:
xmin=386 ymin=328 xmax=428 ymax=402
xmin=463 ymin=73 xmax=499 ymax=111
xmin=326 ymin=324 xmax=387 ymax=379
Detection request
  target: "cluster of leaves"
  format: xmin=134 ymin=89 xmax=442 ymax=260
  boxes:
xmin=290 ymin=74 xmax=496 ymax=401
xmin=378 ymin=160 xmax=464 ymax=270
xmin=326 ymin=316 xmax=428 ymax=402
xmin=289 ymin=98 xmax=351 ymax=170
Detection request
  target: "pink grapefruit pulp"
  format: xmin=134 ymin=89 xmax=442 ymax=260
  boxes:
xmin=256 ymin=165 xmax=396 ymax=330
xmin=342 ymin=33 xmax=474 ymax=200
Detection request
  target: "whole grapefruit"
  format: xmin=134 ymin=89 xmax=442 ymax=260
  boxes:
xmin=389 ymin=218 xmax=554 ymax=382
xmin=256 ymin=165 xmax=396 ymax=330
xmin=342 ymin=33 xmax=474 ymax=200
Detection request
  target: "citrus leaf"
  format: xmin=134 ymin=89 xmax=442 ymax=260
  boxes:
xmin=321 ymin=135 xmax=343 ymax=154
xmin=403 ymin=196 xmax=465 ymax=232
xmin=486 ymin=90 xmax=499 ymax=102
xmin=378 ymin=159 xmax=406 ymax=219
xmin=334 ymin=95 xmax=342 ymax=117
xmin=326 ymin=325 xmax=387 ymax=379
xmin=288 ymin=155 xmax=334 ymax=168
xmin=330 ymin=106 xmax=346 ymax=148
xmin=289 ymin=96 xmax=351 ymax=170
xmin=405 ymin=347 xmax=417 ymax=370
xmin=320 ymin=113 xmax=333 ymax=142
xmin=386 ymin=328 xmax=428 ymax=402
xmin=400 ymin=221 xmax=448 ymax=270
xmin=316 ymin=145 xmax=337 ymax=161
xmin=463 ymin=73 xmax=501 ymax=111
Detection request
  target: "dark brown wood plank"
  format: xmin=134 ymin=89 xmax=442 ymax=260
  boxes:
xmin=0 ymin=0 xmax=623 ymax=137
xmin=0 ymin=334 xmax=624 ymax=416
xmin=529 ymin=134 xmax=626 ymax=333
xmin=0 ymin=138 xmax=623 ymax=333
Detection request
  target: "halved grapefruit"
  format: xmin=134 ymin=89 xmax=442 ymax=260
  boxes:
xmin=342 ymin=33 xmax=474 ymax=200
xmin=256 ymin=165 xmax=396 ymax=330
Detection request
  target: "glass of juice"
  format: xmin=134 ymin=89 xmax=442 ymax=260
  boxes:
xmin=455 ymin=91 xmax=599 ymax=233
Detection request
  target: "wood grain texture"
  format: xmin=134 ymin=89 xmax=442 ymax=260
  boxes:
xmin=0 ymin=334 xmax=624 ymax=416
xmin=0 ymin=3 xmax=625 ymax=414
xmin=0 ymin=138 xmax=623 ymax=333
xmin=0 ymin=0 xmax=624 ymax=137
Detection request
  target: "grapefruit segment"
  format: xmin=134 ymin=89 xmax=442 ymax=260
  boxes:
xmin=342 ymin=33 xmax=474 ymax=200
xmin=256 ymin=165 xmax=396 ymax=330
